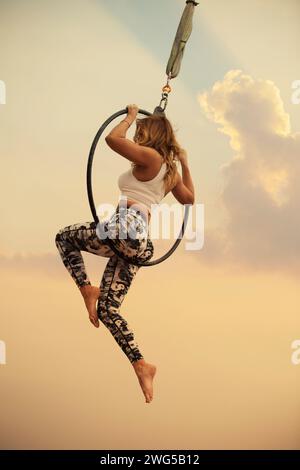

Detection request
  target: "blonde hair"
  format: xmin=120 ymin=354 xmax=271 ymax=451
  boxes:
xmin=132 ymin=114 xmax=181 ymax=194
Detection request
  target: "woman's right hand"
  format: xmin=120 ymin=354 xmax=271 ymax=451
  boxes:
xmin=177 ymin=148 xmax=188 ymax=165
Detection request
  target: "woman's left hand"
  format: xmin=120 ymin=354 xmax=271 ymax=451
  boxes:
xmin=126 ymin=104 xmax=139 ymax=117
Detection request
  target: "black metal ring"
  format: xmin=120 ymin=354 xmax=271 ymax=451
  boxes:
xmin=87 ymin=108 xmax=190 ymax=266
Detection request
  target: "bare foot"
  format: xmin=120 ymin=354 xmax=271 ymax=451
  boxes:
xmin=133 ymin=360 xmax=157 ymax=403
xmin=79 ymin=285 xmax=100 ymax=328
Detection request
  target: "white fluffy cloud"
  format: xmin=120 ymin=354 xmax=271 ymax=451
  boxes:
xmin=198 ymin=70 xmax=300 ymax=275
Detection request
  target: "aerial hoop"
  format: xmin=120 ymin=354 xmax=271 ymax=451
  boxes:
xmin=87 ymin=108 xmax=191 ymax=267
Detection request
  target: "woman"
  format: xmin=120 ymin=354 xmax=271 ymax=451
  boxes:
xmin=55 ymin=104 xmax=195 ymax=403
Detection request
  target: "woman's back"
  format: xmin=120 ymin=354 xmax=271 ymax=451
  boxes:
xmin=118 ymin=160 xmax=167 ymax=213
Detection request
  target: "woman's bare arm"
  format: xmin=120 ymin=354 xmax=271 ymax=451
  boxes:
xmin=105 ymin=106 xmax=158 ymax=167
xmin=171 ymin=149 xmax=195 ymax=205
xmin=105 ymin=134 xmax=159 ymax=167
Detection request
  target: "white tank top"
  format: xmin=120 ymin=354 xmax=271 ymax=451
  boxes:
xmin=118 ymin=161 xmax=167 ymax=212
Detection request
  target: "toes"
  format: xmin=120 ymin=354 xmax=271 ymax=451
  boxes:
xmin=89 ymin=316 xmax=99 ymax=328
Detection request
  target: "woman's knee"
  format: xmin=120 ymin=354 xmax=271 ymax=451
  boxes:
xmin=55 ymin=229 xmax=63 ymax=246
xmin=55 ymin=226 xmax=67 ymax=245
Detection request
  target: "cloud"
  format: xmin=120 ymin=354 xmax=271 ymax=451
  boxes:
xmin=197 ymin=69 xmax=300 ymax=275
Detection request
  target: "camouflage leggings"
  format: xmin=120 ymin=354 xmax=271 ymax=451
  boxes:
xmin=55 ymin=205 xmax=154 ymax=364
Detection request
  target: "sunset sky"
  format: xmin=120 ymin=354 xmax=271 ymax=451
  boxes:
xmin=0 ymin=0 xmax=300 ymax=449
